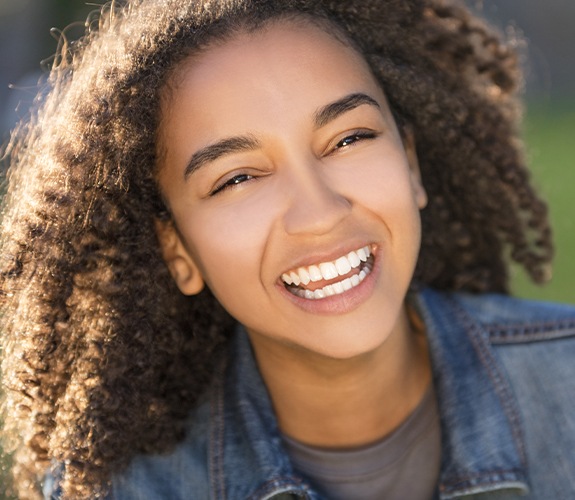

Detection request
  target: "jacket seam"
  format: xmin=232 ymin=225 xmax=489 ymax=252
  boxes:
xmin=487 ymin=321 xmax=575 ymax=344
xmin=438 ymin=467 xmax=524 ymax=491
xmin=209 ymin=359 xmax=228 ymax=500
xmin=248 ymin=476 xmax=311 ymax=499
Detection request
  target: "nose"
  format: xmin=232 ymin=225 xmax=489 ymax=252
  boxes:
xmin=281 ymin=160 xmax=351 ymax=236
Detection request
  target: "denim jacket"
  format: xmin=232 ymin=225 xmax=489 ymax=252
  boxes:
xmin=44 ymin=287 xmax=575 ymax=499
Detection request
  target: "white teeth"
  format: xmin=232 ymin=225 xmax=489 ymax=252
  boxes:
xmin=299 ymin=268 xmax=311 ymax=286
xmin=319 ymin=262 xmax=338 ymax=281
xmin=283 ymin=245 xmax=373 ymax=289
xmin=281 ymin=245 xmax=375 ymax=300
xmin=348 ymin=251 xmax=361 ymax=268
xmin=341 ymin=278 xmax=353 ymax=291
xmin=335 ymin=256 xmax=352 ymax=275
xmin=308 ymin=265 xmax=322 ymax=282
xmin=290 ymin=271 xmax=301 ymax=286
xmin=289 ymin=262 xmax=372 ymax=300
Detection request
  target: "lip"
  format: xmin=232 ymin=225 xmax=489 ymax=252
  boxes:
xmin=276 ymin=244 xmax=380 ymax=315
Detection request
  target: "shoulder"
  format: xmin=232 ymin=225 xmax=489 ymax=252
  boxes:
xmin=417 ymin=288 xmax=575 ymax=497
xmin=43 ymin=394 xmax=213 ymax=500
xmin=418 ymin=286 xmax=575 ymax=343
xmin=419 ymin=287 xmax=575 ymax=386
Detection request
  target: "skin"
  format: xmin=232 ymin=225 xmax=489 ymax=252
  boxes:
xmin=156 ymin=19 xmax=432 ymax=447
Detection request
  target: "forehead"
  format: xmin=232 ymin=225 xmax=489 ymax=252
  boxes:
xmin=169 ymin=17 xmax=367 ymax=82
xmin=161 ymin=19 xmax=382 ymax=113
xmin=156 ymin=19 xmax=393 ymax=164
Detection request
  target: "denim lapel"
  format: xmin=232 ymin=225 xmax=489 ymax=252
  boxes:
xmin=209 ymin=327 xmax=316 ymax=500
xmin=414 ymin=287 xmax=529 ymax=499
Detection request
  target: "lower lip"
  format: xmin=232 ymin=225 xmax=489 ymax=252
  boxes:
xmin=276 ymin=249 xmax=380 ymax=315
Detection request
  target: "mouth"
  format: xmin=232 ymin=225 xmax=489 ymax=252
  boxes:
xmin=280 ymin=245 xmax=375 ymax=300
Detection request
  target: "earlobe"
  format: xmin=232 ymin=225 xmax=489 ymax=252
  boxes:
xmin=402 ymin=126 xmax=428 ymax=210
xmin=155 ymin=219 xmax=205 ymax=295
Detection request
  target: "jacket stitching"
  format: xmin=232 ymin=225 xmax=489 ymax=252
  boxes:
xmin=488 ymin=321 xmax=575 ymax=344
xmin=438 ymin=467 xmax=525 ymax=491
xmin=209 ymin=360 xmax=228 ymax=500
xmin=247 ymin=476 xmax=311 ymax=499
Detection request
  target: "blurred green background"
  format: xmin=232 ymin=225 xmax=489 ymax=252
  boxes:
xmin=0 ymin=1 xmax=573 ymax=498
xmin=513 ymin=102 xmax=575 ymax=303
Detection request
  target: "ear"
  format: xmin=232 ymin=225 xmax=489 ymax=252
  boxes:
xmin=401 ymin=126 xmax=428 ymax=210
xmin=155 ymin=219 xmax=205 ymax=295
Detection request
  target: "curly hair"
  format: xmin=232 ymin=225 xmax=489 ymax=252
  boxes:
xmin=0 ymin=0 xmax=553 ymax=497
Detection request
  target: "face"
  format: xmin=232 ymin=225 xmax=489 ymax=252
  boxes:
xmin=156 ymin=19 xmax=427 ymax=360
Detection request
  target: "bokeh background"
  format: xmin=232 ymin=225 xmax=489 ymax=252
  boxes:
xmin=0 ymin=0 xmax=573 ymax=497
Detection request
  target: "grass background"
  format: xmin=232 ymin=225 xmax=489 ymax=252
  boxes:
xmin=511 ymin=101 xmax=575 ymax=304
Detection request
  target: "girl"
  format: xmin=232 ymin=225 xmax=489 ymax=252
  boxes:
xmin=1 ymin=0 xmax=574 ymax=499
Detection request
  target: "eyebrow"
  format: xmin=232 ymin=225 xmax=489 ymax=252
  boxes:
xmin=183 ymin=92 xmax=380 ymax=180
xmin=313 ymin=92 xmax=380 ymax=129
xmin=184 ymin=135 xmax=260 ymax=179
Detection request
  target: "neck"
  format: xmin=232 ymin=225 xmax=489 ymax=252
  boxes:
xmin=248 ymin=305 xmax=432 ymax=448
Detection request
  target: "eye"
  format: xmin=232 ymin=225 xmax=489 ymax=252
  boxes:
xmin=331 ymin=130 xmax=379 ymax=153
xmin=334 ymin=130 xmax=378 ymax=151
xmin=210 ymin=173 xmax=254 ymax=196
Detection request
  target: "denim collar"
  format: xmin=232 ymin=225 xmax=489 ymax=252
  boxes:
xmin=209 ymin=287 xmax=530 ymax=499
xmin=209 ymin=326 xmax=317 ymax=499
xmin=413 ymin=288 xmax=529 ymax=498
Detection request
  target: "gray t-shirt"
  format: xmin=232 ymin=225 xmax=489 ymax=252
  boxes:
xmin=282 ymin=385 xmax=441 ymax=500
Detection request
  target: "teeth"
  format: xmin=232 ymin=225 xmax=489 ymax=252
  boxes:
xmin=308 ymin=265 xmax=322 ymax=282
xmin=335 ymin=256 xmax=352 ymax=275
xmin=348 ymin=251 xmax=361 ymax=268
xmin=290 ymin=271 xmax=300 ymax=286
xmin=341 ymin=278 xmax=353 ymax=291
xmin=282 ymin=245 xmax=372 ymax=289
xmin=288 ymin=260 xmax=373 ymax=300
xmin=299 ymin=268 xmax=311 ymax=286
xmin=319 ymin=262 xmax=338 ymax=281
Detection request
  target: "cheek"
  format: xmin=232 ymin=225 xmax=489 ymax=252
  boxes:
xmin=340 ymin=159 xmax=423 ymax=274
xmin=341 ymin=158 xmax=423 ymax=224
xmin=180 ymin=197 xmax=276 ymax=302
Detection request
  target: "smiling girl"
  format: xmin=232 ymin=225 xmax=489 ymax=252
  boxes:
xmin=1 ymin=1 xmax=574 ymax=499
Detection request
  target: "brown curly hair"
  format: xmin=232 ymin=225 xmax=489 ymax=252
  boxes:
xmin=0 ymin=0 xmax=553 ymax=497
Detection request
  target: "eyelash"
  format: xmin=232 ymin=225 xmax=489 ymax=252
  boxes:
xmin=210 ymin=173 xmax=254 ymax=196
xmin=333 ymin=130 xmax=378 ymax=151
xmin=209 ymin=130 xmax=379 ymax=196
